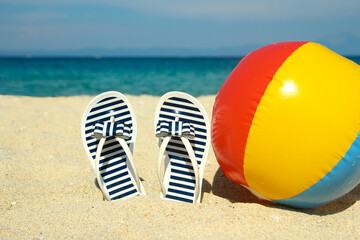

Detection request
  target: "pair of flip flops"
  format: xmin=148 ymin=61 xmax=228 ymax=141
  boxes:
xmin=81 ymin=91 xmax=210 ymax=203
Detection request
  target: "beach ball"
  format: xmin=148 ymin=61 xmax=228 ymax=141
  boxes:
xmin=211 ymin=41 xmax=360 ymax=208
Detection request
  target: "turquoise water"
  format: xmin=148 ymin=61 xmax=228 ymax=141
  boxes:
xmin=0 ymin=57 xmax=359 ymax=97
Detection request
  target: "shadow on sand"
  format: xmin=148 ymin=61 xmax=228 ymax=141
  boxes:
xmin=211 ymin=167 xmax=360 ymax=216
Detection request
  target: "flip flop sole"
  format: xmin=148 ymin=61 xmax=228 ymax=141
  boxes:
xmin=155 ymin=92 xmax=210 ymax=203
xmin=81 ymin=91 xmax=145 ymax=200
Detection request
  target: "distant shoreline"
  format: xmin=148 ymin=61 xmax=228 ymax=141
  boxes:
xmin=0 ymin=55 xmax=359 ymax=58
xmin=0 ymin=56 xmax=246 ymax=59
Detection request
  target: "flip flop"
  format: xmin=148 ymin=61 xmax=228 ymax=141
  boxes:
xmin=81 ymin=91 xmax=145 ymax=200
xmin=154 ymin=91 xmax=210 ymax=203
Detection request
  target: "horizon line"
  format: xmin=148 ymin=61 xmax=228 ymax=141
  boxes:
xmin=0 ymin=55 xmax=359 ymax=58
xmin=0 ymin=55 xmax=247 ymax=58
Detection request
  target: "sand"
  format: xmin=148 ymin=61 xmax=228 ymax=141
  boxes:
xmin=1 ymin=94 xmax=360 ymax=239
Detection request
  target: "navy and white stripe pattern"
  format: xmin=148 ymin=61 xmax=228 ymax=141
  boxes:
xmin=92 ymin=121 xmax=131 ymax=139
xmin=156 ymin=120 xmax=195 ymax=139
xmin=84 ymin=96 xmax=139 ymax=200
xmin=157 ymin=96 xmax=208 ymax=203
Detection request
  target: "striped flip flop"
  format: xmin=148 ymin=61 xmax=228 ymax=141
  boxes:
xmin=81 ymin=91 xmax=145 ymax=200
xmin=154 ymin=91 xmax=210 ymax=203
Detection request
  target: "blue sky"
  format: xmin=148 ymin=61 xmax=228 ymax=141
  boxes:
xmin=0 ymin=0 xmax=360 ymax=54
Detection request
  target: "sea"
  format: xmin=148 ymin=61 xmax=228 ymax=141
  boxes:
xmin=0 ymin=56 xmax=359 ymax=97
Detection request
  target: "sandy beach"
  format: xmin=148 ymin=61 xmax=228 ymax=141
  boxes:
xmin=1 ymin=94 xmax=360 ymax=239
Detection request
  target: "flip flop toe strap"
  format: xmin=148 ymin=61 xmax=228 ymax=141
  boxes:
xmin=156 ymin=119 xmax=200 ymax=203
xmin=92 ymin=121 xmax=131 ymax=139
xmin=92 ymin=120 xmax=142 ymax=200
xmin=156 ymin=120 xmax=195 ymax=139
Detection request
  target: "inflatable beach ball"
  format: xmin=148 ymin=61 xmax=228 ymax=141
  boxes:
xmin=211 ymin=41 xmax=360 ymax=208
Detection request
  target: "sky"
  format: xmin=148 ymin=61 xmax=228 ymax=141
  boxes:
xmin=0 ymin=0 xmax=360 ymax=55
